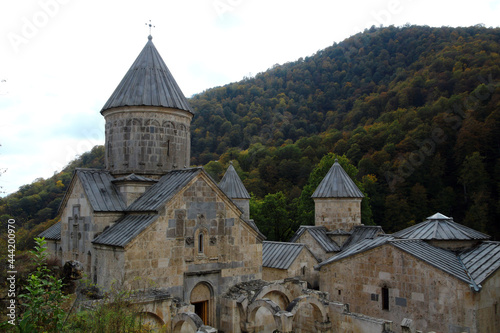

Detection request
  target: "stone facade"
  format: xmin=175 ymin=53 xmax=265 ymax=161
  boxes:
xmin=291 ymin=229 xmax=336 ymax=262
xmin=39 ymin=34 xmax=500 ymax=333
xmin=59 ymin=177 xmax=124 ymax=279
xmin=114 ymin=180 xmax=156 ymax=207
xmin=314 ymin=197 xmax=362 ymax=231
xmin=90 ymin=172 xmax=263 ymax=329
xmin=103 ymin=106 xmax=192 ymax=177
xmin=231 ymin=198 xmax=250 ymax=221
xmin=319 ymin=243 xmax=500 ymax=333
xmin=219 ymin=279 xmax=393 ymax=333
xmin=476 ymin=272 xmax=500 ymax=333
xmin=262 ymin=247 xmax=319 ymax=288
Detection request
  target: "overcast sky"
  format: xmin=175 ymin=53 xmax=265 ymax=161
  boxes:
xmin=0 ymin=0 xmax=499 ymax=196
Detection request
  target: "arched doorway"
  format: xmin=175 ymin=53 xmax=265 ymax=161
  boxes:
xmin=246 ymin=299 xmax=282 ymax=333
xmin=190 ymin=282 xmax=213 ymax=326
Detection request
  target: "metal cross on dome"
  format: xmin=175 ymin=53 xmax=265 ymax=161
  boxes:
xmin=145 ymin=20 xmax=155 ymax=36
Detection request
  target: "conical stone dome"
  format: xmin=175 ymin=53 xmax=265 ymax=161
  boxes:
xmin=101 ymin=36 xmax=193 ymax=177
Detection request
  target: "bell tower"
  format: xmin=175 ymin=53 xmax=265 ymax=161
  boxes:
xmin=101 ymin=35 xmax=194 ymax=178
xmin=312 ymin=159 xmax=364 ymax=231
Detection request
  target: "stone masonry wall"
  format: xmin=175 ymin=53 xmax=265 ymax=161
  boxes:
xmin=117 ymin=173 xmax=262 ymax=300
xmin=93 ymin=245 xmax=126 ymax=288
xmin=319 ymin=243 xmax=480 ymax=333
xmin=294 ymin=231 xmax=334 ymax=262
xmin=477 ymin=271 xmax=500 ymax=333
xmin=314 ymin=197 xmax=362 ymax=232
xmin=61 ymin=178 xmax=93 ymax=263
xmin=43 ymin=239 xmax=61 ymax=263
xmin=60 ymin=177 xmax=124 ymax=283
xmin=116 ymin=182 xmax=155 ymax=207
xmin=103 ymin=107 xmax=192 ymax=177
xmin=263 ymin=249 xmax=319 ymax=288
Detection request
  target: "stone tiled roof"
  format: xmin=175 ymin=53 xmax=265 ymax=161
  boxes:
xmin=101 ymin=36 xmax=193 ymax=113
xmin=341 ymin=225 xmax=385 ymax=250
xmin=69 ymin=169 xmax=126 ymax=213
xmin=263 ymin=241 xmax=319 ymax=269
xmin=218 ymin=162 xmax=250 ymax=199
xmin=392 ymin=213 xmax=490 ymax=240
xmin=312 ymin=160 xmax=364 ymax=198
xmin=391 ymin=239 xmax=472 ymax=284
xmin=127 ymin=168 xmax=202 ymax=212
xmin=316 ymin=235 xmax=393 ymax=268
xmin=316 ymin=235 xmax=500 ymax=291
xmin=125 ymin=167 xmax=265 ymax=239
xmin=38 ymin=221 xmax=61 ymax=241
xmin=92 ymin=215 xmax=159 ymax=247
xmin=460 ymin=241 xmax=500 ymax=285
xmin=289 ymin=226 xmax=341 ymax=252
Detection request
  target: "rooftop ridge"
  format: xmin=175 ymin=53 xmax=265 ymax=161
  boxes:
xmin=392 ymin=212 xmax=490 ymax=241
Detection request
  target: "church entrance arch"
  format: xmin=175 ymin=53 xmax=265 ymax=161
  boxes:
xmin=254 ymin=284 xmax=293 ymax=310
xmin=190 ymin=282 xmax=214 ymax=326
xmin=286 ymin=295 xmax=330 ymax=332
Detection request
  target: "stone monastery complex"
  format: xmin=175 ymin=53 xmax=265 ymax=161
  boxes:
xmin=40 ymin=35 xmax=500 ymax=333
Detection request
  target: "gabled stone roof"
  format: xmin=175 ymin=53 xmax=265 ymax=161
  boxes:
xmin=263 ymin=241 xmax=319 ymax=270
xmin=391 ymin=239 xmax=472 ymax=285
xmin=392 ymin=213 xmax=490 ymax=241
xmin=58 ymin=169 xmax=126 ymax=214
xmin=316 ymin=235 xmax=394 ymax=268
xmin=316 ymin=236 xmax=500 ymax=292
xmin=38 ymin=221 xmax=61 ymax=241
xmin=93 ymin=215 xmax=159 ymax=248
xmin=101 ymin=35 xmax=193 ymax=113
xmin=341 ymin=225 xmax=385 ymax=250
xmin=218 ymin=162 xmax=250 ymax=199
xmin=461 ymin=241 xmax=500 ymax=285
xmin=312 ymin=160 xmax=364 ymax=198
xmin=92 ymin=167 xmax=265 ymax=246
xmin=127 ymin=168 xmax=202 ymax=212
xmin=289 ymin=226 xmax=341 ymax=252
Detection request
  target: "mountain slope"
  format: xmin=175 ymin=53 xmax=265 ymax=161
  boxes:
xmin=190 ymin=25 xmax=500 ymax=238
xmin=1 ymin=25 xmax=500 ymax=242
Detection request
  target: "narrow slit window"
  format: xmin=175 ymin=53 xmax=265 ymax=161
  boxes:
xmin=198 ymin=233 xmax=204 ymax=253
xmin=382 ymin=287 xmax=389 ymax=310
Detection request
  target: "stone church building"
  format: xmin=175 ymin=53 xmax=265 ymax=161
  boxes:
xmin=40 ymin=35 xmax=500 ymax=333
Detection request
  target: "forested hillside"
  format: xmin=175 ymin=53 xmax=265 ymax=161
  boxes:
xmin=1 ymin=25 xmax=499 ymax=244
xmin=191 ymin=25 xmax=500 ymax=239
xmin=0 ymin=146 xmax=104 ymax=250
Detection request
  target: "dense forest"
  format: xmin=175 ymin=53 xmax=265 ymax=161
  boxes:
xmin=1 ymin=25 xmax=500 ymax=247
